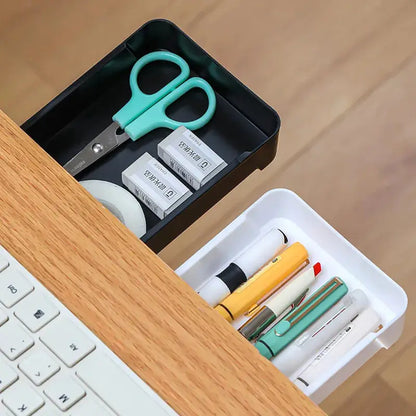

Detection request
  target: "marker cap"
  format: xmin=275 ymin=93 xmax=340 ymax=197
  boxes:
xmin=197 ymin=228 xmax=287 ymax=306
xmin=236 ymin=229 xmax=287 ymax=278
xmin=255 ymin=341 xmax=273 ymax=360
xmin=313 ymin=262 xmax=321 ymax=276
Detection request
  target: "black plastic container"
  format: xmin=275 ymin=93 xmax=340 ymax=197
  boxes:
xmin=22 ymin=19 xmax=280 ymax=252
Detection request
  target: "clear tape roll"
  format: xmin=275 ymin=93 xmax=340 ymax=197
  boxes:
xmin=80 ymin=180 xmax=146 ymax=239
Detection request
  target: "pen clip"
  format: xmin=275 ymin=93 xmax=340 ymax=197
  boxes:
xmin=292 ymin=289 xmax=309 ymax=309
xmin=274 ymin=277 xmax=344 ymax=336
xmin=246 ymin=303 xmax=260 ymax=316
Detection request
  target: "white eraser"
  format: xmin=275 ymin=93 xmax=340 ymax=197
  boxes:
xmin=122 ymin=152 xmax=192 ymax=219
xmin=158 ymin=126 xmax=227 ymax=190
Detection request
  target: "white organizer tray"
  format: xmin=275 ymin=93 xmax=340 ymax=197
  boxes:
xmin=176 ymin=189 xmax=407 ymax=403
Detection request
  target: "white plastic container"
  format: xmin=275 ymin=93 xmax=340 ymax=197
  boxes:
xmin=176 ymin=189 xmax=407 ymax=403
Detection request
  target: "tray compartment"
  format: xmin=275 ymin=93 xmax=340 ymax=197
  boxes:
xmin=176 ymin=188 xmax=407 ymax=403
xmin=22 ymin=19 xmax=280 ymax=252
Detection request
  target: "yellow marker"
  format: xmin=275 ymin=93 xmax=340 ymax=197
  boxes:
xmin=214 ymin=242 xmax=309 ymax=322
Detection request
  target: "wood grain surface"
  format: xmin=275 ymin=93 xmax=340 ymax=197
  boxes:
xmin=0 ymin=111 xmax=323 ymax=415
xmin=0 ymin=1 xmax=415 ymax=414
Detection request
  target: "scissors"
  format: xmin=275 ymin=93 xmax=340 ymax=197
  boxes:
xmin=63 ymin=51 xmax=216 ymax=176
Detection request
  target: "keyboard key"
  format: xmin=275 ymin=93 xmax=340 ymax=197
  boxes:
xmin=76 ymin=351 xmax=171 ymax=416
xmin=0 ymin=268 xmax=33 ymax=308
xmin=0 ymin=360 xmax=18 ymax=392
xmin=34 ymin=409 xmax=60 ymax=416
xmin=0 ymin=321 xmax=34 ymax=360
xmin=0 ymin=308 xmax=8 ymax=325
xmin=2 ymin=382 xmax=44 ymax=416
xmin=19 ymin=351 xmax=60 ymax=386
xmin=36 ymin=412 xmax=60 ymax=416
xmin=40 ymin=318 xmax=95 ymax=367
xmin=0 ymin=254 xmax=9 ymax=272
xmin=68 ymin=400 xmax=113 ymax=415
xmin=14 ymin=292 xmax=59 ymax=332
xmin=44 ymin=376 xmax=85 ymax=411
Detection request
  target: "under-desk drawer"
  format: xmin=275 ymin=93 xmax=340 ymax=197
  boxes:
xmin=21 ymin=19 xmax=280 ymax=252
xmin=176 ymin=189 xmax=407 ymax=403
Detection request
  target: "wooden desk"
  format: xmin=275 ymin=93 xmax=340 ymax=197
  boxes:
xmin=0 ymin=110 xmax=323 ymax=415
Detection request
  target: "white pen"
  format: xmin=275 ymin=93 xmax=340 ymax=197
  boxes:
xmin=238 ymin=263 xmax=321 ymax=340
xmin=272 ymin=289 xmax=368 ymax=376
xmin=294 ymin=307 xmax=381 ymax=389
xmin=197 ymin=228 xmax=287 ymax=307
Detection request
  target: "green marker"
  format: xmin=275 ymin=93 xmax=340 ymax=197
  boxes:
xmin=255 ymin=277 xmax=348 ymax=359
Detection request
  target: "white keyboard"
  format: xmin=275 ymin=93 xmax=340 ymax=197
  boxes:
xmin=0 ymin=246 xmax=176 ymax=416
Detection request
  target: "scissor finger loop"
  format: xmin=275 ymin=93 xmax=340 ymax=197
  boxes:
xmin=63 ymin=51 xmax=216 ymax=177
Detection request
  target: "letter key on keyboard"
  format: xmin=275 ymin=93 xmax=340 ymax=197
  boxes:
xmin=0 ymin=321 xmax=34 ymax=360
xmin=19 ymin=351 xmax=60 ymax=386
xmin=14 ymin=292 xmax=59 ymax=332
xmin=2 ymin=382 xmax=44 ymax=416
xmin=0 ymin=308 xmax=7 ymax=325
xmin=40 ymin=317 xmax=95 ymax=367
xmin=44 ymin=376 xmax=85 ymax=411
xmin=0 ymin=253 xmax=9 ymax=272
xmin=0 ymin=268 xmax=33 ymax=308
xmin=0 ymin=359 xmax=18 ymax=393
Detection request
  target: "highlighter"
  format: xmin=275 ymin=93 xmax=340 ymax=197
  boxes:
xmin=254 ymin=277 xmax=348 ymax=360
xmin=214 ymin=242 xmax=309 ymax=322
xmin=197 ymin=228 xmax=287 ymax=307
xmin=294 ymin=307 xmax=381 ymax=389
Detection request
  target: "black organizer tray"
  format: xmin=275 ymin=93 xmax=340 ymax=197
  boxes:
xmin=22 ymin=19 xmax=280 ymax=252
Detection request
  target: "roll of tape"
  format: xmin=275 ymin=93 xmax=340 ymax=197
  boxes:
xmin=80 ymin=180 xmax=146 ymax=238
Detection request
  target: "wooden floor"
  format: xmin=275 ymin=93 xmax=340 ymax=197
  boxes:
xmin=0 ymin=1 xmax=415 ymax=414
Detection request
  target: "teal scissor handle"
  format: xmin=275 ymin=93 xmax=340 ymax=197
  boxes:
xmin=125 ymin=77 xmax=216 ymax=141
xmin=113 ymin=51 xmax=190 ymax=129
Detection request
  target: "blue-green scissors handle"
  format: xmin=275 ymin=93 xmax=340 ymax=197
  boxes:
xmin=63 ymin=51 xmax=216 ymax=177
xmin=113 ymin=51 xmax=190 ymax=129
xmin=125 ymin=77 xmax=216 ymax=140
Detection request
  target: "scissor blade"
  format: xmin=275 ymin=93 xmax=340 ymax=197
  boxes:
xmin=63 ymin=122 xmax=130 ymax=176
